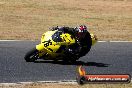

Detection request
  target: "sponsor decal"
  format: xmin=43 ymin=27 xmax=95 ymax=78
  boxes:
xmin=76 ymin=66 xmax=131 ymax=85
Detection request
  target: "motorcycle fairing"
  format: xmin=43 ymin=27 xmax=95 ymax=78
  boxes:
xmin=36 ymin=30 xmax=76 ymax=58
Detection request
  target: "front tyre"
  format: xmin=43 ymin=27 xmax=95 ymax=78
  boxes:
xmin=24 ymin=48 xmax=39 ymax=62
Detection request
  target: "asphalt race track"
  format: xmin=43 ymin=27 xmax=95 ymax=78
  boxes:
xmin=0 ymin=41 xmax=132 ymax=83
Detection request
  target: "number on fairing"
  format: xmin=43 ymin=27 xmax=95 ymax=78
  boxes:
xmin=43 ymin=40 xmax=52 ymax=47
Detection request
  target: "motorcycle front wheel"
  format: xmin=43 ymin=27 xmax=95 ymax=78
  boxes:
xmin=24 ymin=48 xmax=39 ymax=62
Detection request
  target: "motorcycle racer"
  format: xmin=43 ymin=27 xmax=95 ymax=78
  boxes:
xmin=51 ymin=25 xmax=89 ymax=41
xmin=24 ymin=25 xmax=97 ymax=62
xmin=50 ymin=25 xmax=92 ymax=57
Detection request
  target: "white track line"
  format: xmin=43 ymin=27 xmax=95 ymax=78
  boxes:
xmin=98 ymin=41 xmax=132 ymax=42
xmin=98 ymin=41 xmax=107 ymax=42
xmin=0 ymin=40 xmax=22 ymax=41
xmin=0 ymin=80 xmax=77 ymax=85
xmin=0 ymin=79 xmax=131 ymax=85
xmin=0 ymin=40 xmax=132 ymax=42
xmin=0 ymin=40 xmax=36 ymax=42
xmin=109 ymin=41 xmax=132 ymax=42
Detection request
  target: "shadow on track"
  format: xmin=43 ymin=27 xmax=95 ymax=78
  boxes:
xmin=34 ymin=60 xmax=110 ymax=67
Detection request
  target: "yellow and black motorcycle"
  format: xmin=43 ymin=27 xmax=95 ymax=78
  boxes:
xmin=24 ymin=30 xmax=97 ymax=62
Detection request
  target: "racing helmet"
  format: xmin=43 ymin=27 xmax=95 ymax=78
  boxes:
xmin=77 ymin=25 xmax=87 ymax=32
xmin=75 ymin=25 xmax=88 ymax=39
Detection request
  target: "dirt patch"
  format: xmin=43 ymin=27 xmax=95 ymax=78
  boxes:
xmin=0 ymin=0 xmax=132 ymax=40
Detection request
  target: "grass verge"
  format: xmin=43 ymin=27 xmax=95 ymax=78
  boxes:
xmin=0 ymin=83 xmax=132 ymax=88
xmin=0 ymin=0 xmax=132 ymax=40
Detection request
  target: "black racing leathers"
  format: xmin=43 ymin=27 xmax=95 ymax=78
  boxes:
xmin=51 ymin=26 xmax=92 ymax=57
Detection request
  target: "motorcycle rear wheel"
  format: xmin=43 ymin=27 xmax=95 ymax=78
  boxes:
xmin=24 ymin=48 xmax=39 ymax=62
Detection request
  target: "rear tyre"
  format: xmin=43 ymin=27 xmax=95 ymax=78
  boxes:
xmin=24 ymin=48 xmax=39 ymax=62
